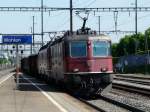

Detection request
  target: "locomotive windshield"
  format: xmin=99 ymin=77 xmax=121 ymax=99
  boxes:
xmin=70 ymin=41 xmax=87 ymax=57
xmin=93 ymin=41 xmax=110 ymax=57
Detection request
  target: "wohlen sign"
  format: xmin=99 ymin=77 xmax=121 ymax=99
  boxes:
xmin=2 ymin=35 xmax=32 ymax=44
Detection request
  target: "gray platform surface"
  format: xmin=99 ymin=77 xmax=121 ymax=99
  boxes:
xmin=0 ymin=72 xmax=97 ymax=112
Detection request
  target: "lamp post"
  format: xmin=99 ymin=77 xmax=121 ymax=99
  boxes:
xmin=31 ymin=16 xmax=35 ymax=54
xmin=98 ymin=16 xmax=101 ymax=35
xmin=70 ymin=0 xmax=73 ymax=34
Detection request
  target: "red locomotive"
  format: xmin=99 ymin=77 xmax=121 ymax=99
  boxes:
xmin=21 ymin=29 xmax=113 ymax=95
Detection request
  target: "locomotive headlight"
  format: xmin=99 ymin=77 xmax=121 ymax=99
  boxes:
xmin=73 ymin=68 xmax=79 ymax=72
xmin=101 ymin=67 xmax=108 ymax=72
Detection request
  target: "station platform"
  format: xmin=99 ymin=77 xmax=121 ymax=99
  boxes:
xmin=0 ymin=71 xmax=97 ymax=112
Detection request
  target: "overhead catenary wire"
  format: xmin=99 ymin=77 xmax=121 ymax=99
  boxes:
xmin=108 ymin=13 xmax=150 ymax=31
xmin=1 ymin=2 xmax=150 ymax=40
xmin=48 ymin=11 xmax=66 ymax=18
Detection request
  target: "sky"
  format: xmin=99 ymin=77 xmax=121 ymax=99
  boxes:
xmin=0 ymin=0 xmax=150 ymax=44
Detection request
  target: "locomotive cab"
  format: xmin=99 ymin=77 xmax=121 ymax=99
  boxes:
xmin=64 ymin=32 xmax=113 ymax=94
xmin=66 ymin=34 xmax=113 ymax=75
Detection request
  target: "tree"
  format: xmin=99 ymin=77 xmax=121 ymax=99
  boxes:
xmin=111 ymin=32 xmax=145 ymax=57
xmin=111 ymin=43 xmax=118 ymax=57
xmin=145 ymin=27 xmax=150 ymax=52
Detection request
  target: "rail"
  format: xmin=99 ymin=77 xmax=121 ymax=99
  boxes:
xmin=113 ymin=75 xmax=150 ymax=96
xmin=78 ymin=94 xmax=144 ymax=112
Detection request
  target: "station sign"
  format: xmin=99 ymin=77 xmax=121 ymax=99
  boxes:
xmin=2 ymin=35 xmax=32 ymax=44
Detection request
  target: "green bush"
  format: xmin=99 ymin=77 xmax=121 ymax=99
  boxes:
xmin=0 ymin=58 xmax=10 ymax=64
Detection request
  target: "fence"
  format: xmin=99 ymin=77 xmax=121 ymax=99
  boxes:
xmin=114 ymin=54 xmax=150 ymax=74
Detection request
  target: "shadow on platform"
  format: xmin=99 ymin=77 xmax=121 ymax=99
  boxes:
xmin=13 ymin=74 xmax=65 ymax=93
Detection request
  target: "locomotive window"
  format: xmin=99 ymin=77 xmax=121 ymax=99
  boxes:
xmin=93 ymin=41 xmax=110 ymax=57
xmin=70 ymin=41 xmax=87 ymax=57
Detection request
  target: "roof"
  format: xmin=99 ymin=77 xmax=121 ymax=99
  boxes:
xmin=39 ymin=30 xmax=111 ymax=50
xmin=65 ymin=34 xmax=111 ymax=41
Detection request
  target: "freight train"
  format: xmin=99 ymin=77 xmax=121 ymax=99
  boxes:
xmin=21 ymin=29 xmax=113 ymax=95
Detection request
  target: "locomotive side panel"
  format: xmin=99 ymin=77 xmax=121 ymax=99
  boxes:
xmin=37 ymin=52 xmax=42 ymax=75
xmin=38 ymin=49 xmax=49 ymax=76
xmin=51 ymin=42 xmax=65 ymax=82
xmin=47 ymin=46 xmax=52 ymax=78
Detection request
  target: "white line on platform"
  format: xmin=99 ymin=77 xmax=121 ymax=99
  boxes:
xmin=14 ymin=78 xmax=35 ymax=80
xmin=0 ymin=73 xmax=13 ymax=85
xmin=23 ymin=76 xmax=68 ymax=112
xmin=19 ymin=83 xmax=47 ymax=86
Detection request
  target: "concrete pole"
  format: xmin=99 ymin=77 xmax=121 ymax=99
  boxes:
xmin=16 ymin=44 xmax=19 ymax=89
xmin=98 ymin=16 xmax=101 ymax=35
xmin=135 ymin=0 xmax=138 ymax=35
xmin=70 ymin=0 xmax=73 ymax=34
xmin=41 ymin=0 xmax=44 ymax=46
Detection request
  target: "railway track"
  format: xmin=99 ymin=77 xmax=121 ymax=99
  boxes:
xmin=114 ymin=77 xmax=150 ymax=85
xmin=77 ymin=74 xmax=150 ymax=111
xmin=113 ymin=74 xmax=150 ymax=96
xmin=113 ymin=80 xmax=150 ymax=95
xmin=78 ymin=94 xmax=145 ymax=112
xmin=115 ymin=74 xmax=150 ymax=80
